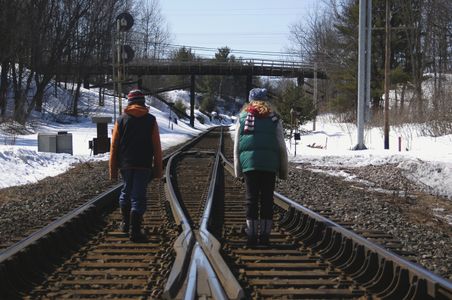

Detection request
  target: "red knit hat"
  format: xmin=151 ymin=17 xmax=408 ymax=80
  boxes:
xmin=127 ymin=89 xmax=145 ymax=104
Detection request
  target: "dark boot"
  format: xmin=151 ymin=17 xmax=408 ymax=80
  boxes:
xmin=130 ymin=211 xmax=147 ymax=242
xmin=245 ymin=219 xmax=258 ymax=246
xmin=259 ymin=219 xmax=272 ymax=246
xmin=119 ymin=205 xmax=131 ymax=233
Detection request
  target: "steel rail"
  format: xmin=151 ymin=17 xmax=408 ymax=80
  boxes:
xmin=197 ymin=127 xmax=244 ymax=300
xmin=162 ymin=150 xmax=196 ymax=299
xmin=0 ymin=126 xmax=216 ymax=263
xmin=0 ymin=184 xmax=122 ymax=264
xmin=184 ymin=244 xmax=228 ymax=300
xmin=273 ymin=191 xmax=452 ymax=299
xmin=163 ymin=127 xmax=234 ymax=299
xmin=0 ymin=126 xmax=221 ymax=299
xmin=221 ymin=155 xmax=452 ymax=299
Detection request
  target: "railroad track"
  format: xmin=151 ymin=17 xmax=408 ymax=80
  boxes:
xmin=1 ymin=126 xmax=451 ymax=299
xmin=0 ymin=128 xmax=221 ymax=299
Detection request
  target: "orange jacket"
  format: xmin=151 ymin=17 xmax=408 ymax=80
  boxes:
xmin=109 ymin=104 xmax=163 ymax=180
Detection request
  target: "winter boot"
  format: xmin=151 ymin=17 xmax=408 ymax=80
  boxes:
xmin=259 ymin=219 xmax=272 ymax=246
xmin=245 ymin=219 xmax=258 ymax=246
xmin=119 ymin=205 xmax=131 ymax=234
xmin=130 ymin=211 xmax=147 ymax=242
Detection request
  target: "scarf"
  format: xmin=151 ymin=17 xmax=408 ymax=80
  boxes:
xmin=243 ymin=102 xmax=278 ymax=134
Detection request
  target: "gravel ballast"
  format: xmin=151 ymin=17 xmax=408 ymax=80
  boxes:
xmin=0 ymin=160 xmax=450 ymax=280
xmin=276 ymin=163 xmax=452 ymax=279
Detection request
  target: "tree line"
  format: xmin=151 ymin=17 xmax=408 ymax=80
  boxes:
xmin=0 ymin=0 xmax=316 ymax=127
xmin=289 ymin=0 xmax=451 ymax=131
xmin=0 ymin=0 xmax=170 ymax=124
xmin=0 ymin=0 xmax=316 ymax=126
xmin=3 ymin=0 xmax=448 ymax=131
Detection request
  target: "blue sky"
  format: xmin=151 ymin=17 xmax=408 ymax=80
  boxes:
xmin=159 ymin=0 xmax=321 ymax=60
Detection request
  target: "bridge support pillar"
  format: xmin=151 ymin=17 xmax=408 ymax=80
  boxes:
xmin=190 ymin=74 xmax=195 ymax=127
xmin=297 ymin=77 xmax=304 ymax=87
xmin=297 ymin=77 xmax=305 ymax=96
xmin=245 ymin=74 xmax=252 ymax=102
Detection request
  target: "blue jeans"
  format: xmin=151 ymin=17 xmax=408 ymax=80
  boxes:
xmin=119 ymin=169 xmax=152 ymax=215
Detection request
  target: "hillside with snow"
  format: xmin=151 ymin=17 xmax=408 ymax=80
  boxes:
xmin=0 ymin=85 xmax=233 ymax=188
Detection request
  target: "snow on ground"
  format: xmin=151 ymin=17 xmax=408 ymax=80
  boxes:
xmin=0 ymin=87 xmax=232 ymax=188
xmin=1 ymin=82 xmax=451 ymax=202
xmin=285 ymin=114 xmax=452 ymax=199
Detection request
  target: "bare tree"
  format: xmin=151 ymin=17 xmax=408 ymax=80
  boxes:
xmin=289 ymin=0 xmax=451 ymax=126
xmin=132 ymin=0 xmax=171 ymax=60
xmin=70 ymin=0 xmax=123 ymax=116
xmin=289 ymin=1 xmax=360 ymax=113
xmin=0 ymin=0 xmax=23 ymax=118
xmin=0 ymin=0 xmax=174 ymax=124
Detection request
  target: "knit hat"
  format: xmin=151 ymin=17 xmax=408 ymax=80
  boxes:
xmin=127 ymin=89 xmax=145 ymax=104
xmin=248 ymin=88 xmax=268 ymax=101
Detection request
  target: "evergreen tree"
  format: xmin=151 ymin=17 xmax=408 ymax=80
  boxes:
xmin=274 ymin=81 xmax=315 ymax=128
xmin=168 ymin=46 xmax=198 ymax=86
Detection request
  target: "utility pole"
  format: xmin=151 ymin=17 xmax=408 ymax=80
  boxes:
xmin=313 ymin=62 xmax=318 ymax=131
xmin=365 ymin=0 xmax=372 ymax=123
xmin=383 ymin=0 xmax=391 ymax=149
xmin=353 ymin=0 xmax=371 ymax=150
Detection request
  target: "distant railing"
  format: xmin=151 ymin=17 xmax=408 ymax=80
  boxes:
xmin=129 ymin=58 xmax=314 ymax=70
xmin=56 ymin=57 xmax=327 ymax=78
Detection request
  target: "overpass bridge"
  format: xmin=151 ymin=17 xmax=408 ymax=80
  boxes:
xmin=61 ymin=58 xmax=327 ymax=127
xmin=77 ymin=59 xmax=327 ymax=79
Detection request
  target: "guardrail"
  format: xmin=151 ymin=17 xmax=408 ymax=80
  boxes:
xmin=58 ymin=58 xmax=327 ymax=78
xmin=130 ymin=58 xmax=315 ymax=69
xmin=125 ymin=58 xmax=326 ymax=78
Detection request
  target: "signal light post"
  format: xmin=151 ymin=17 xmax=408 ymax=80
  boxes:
xmin=113 ymin=13 xmax=134 ymax=121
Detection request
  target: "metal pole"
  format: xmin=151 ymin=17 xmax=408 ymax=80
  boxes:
xmin=98 ymin=86 xmax=102 ymax=106
xmin=117 ymin=20 xmax=122 ymax=115
xmin=190 ymin=74 xmax=195 ymax=127
xmin=365 ymin=0 xmax=372 ymax=123
xmin=313 ymin=62 xmax=318 ymax=131
xmin=290 ymin=108 xmax=293 ymax=148
xmin=383 ymin=0 xmax=390 ymax=149
xmin=112 ymin=33 xmax=116 ymax=123
xmin=245 ymin=74 xmax=252 ymax=102
xmin=354 ymin=0 xmax=367 ymax=150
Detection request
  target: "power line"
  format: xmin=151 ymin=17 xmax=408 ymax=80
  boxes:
xmin=176 ymin=33 xmax=287 ymax=36
xmin=131 ymin=41 xmax=344 ymax=67
xmin=163 ymin=43 xmax=306 ymax=57
xmin=166 ymin=7 xmax=315 ymax=12
xmin=125 ymin=35 xmax=338 ymax=61
xmin=167 ymin=13 xmax=308 ymax=17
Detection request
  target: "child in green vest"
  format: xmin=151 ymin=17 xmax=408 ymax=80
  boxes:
xmin=234 ymin=88 xmax=288 ymax=246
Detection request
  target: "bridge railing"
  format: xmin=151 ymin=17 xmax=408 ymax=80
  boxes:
xmin=129 ymin=58 xmax=314 ymax=70
xmin=59 ymin=57 xmax=326 ymax=78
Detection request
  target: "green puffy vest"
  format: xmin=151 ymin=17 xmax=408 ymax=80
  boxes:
xmin=238 ymin=112 xmax=280 ymax=173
